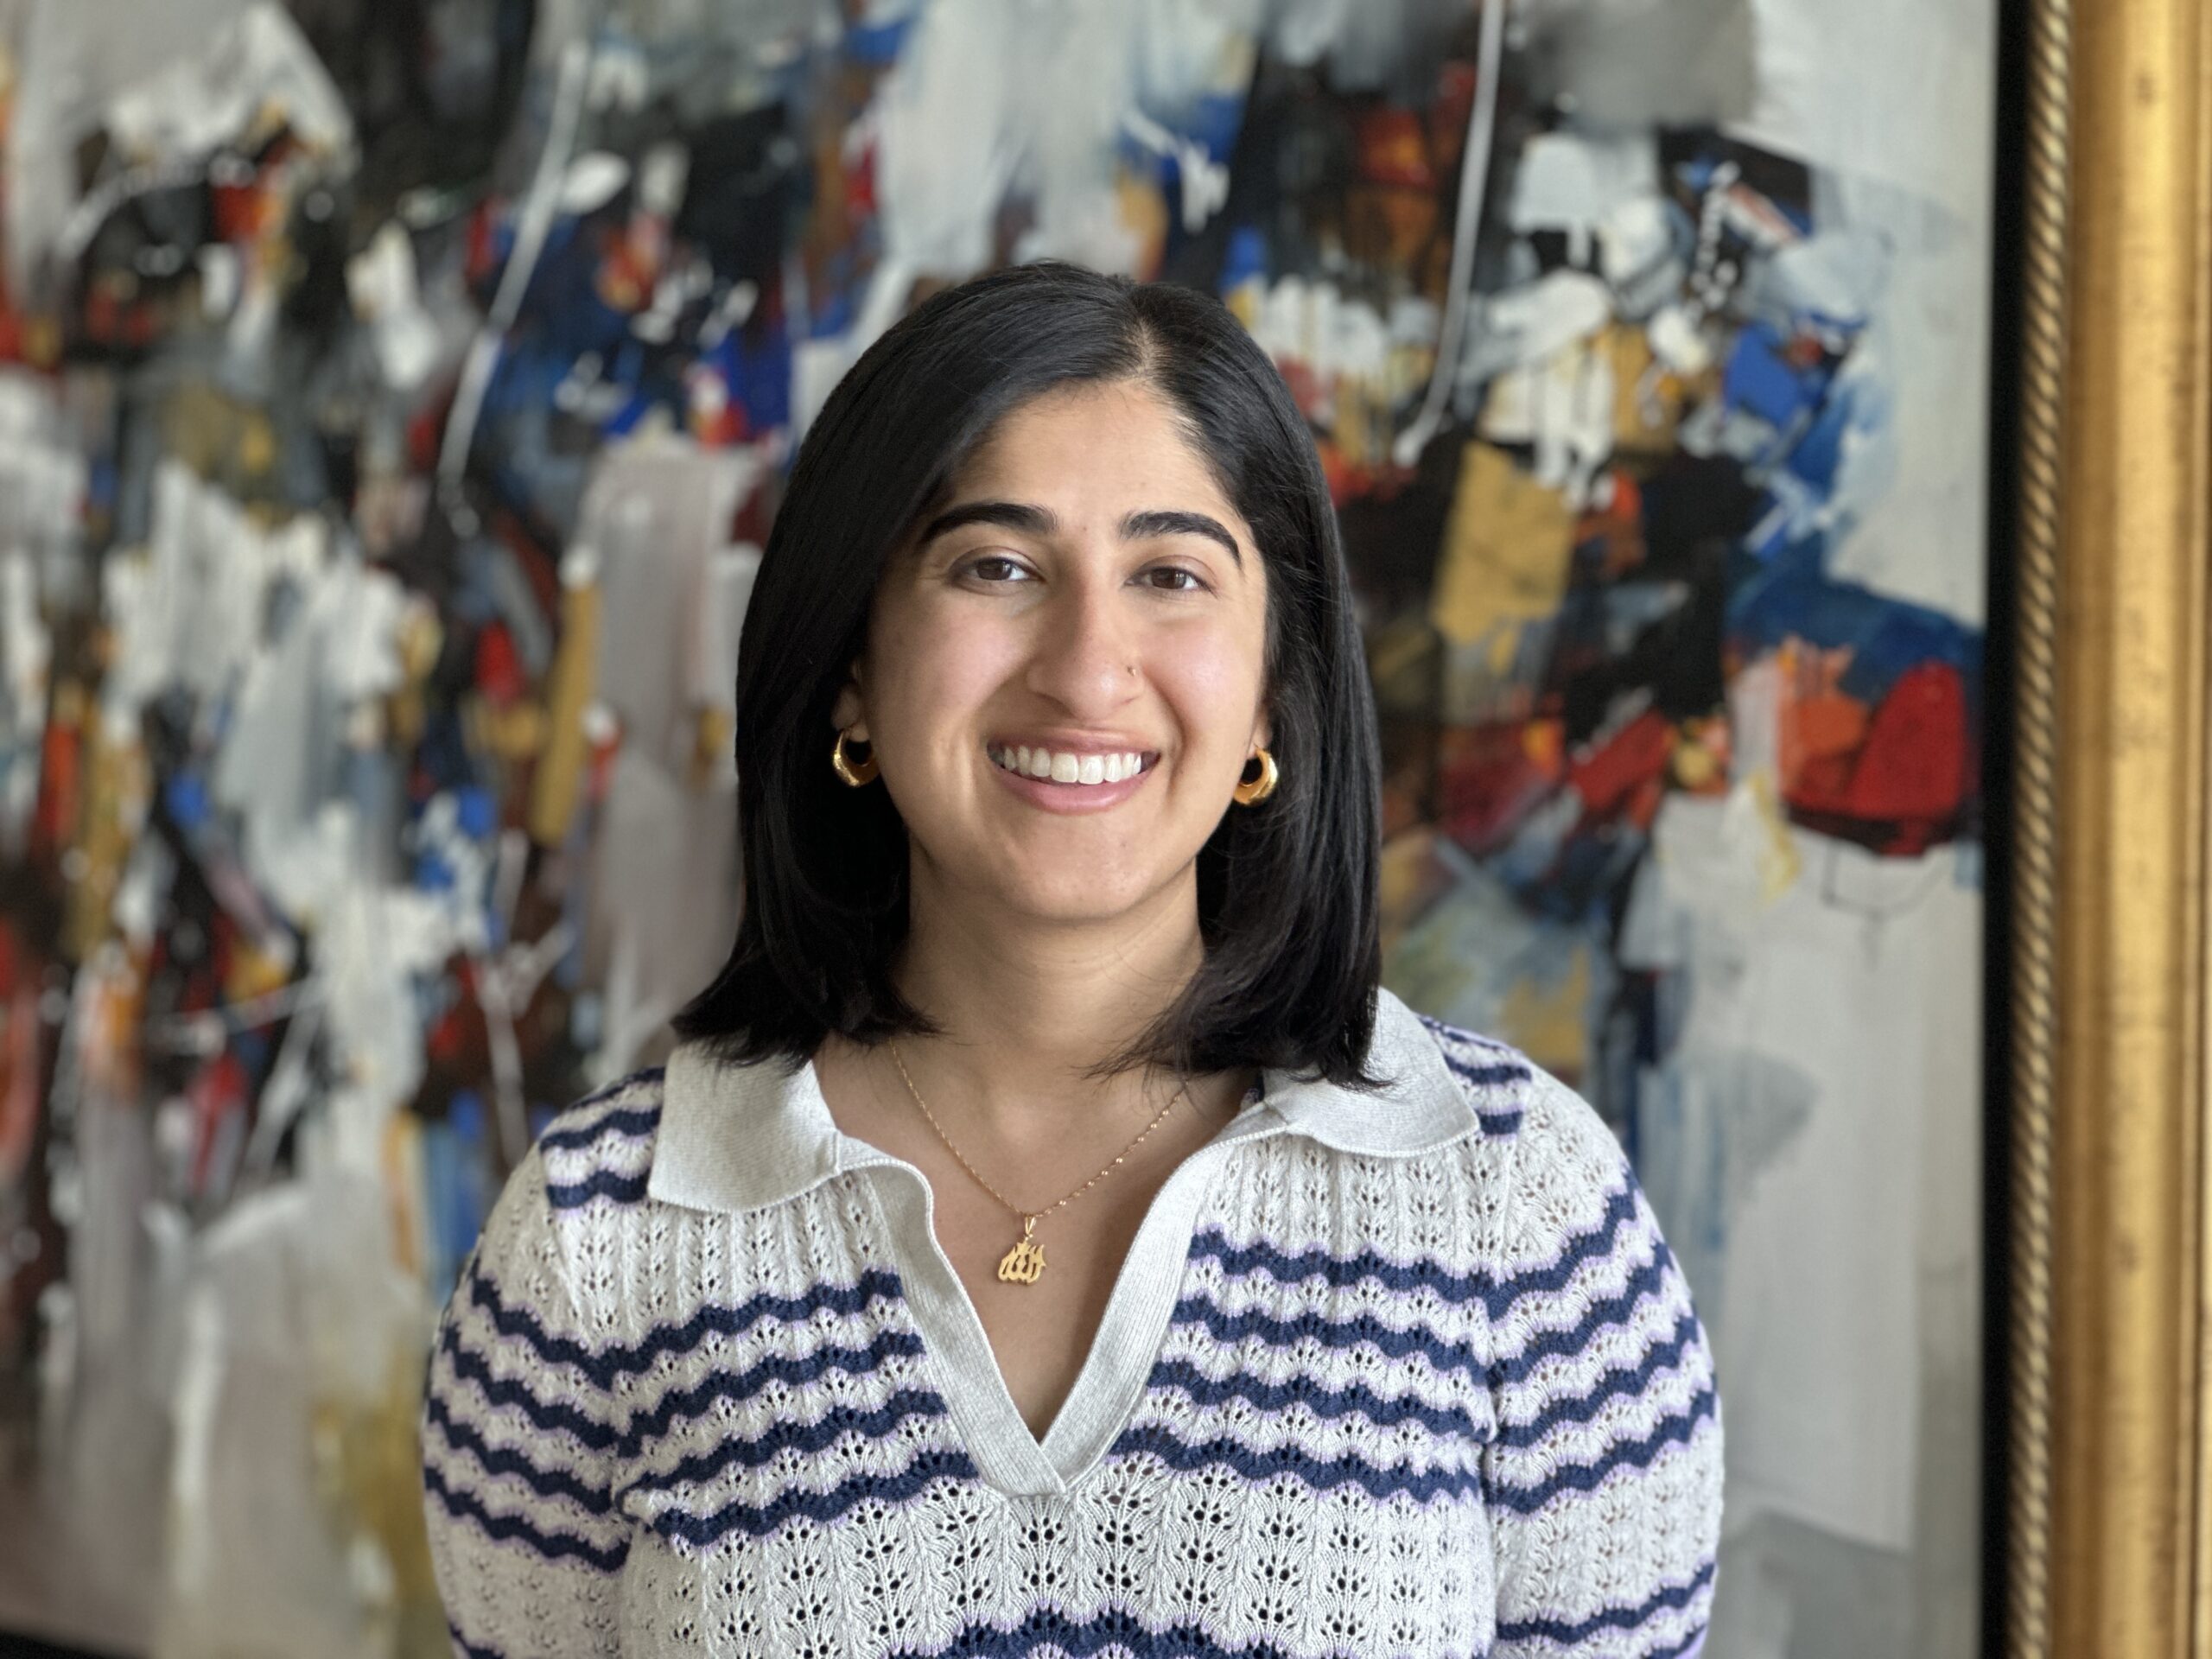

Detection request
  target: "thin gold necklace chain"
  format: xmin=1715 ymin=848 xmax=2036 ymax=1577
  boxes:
xmin=885 ymin=1039 xmax=1191 ymax=1228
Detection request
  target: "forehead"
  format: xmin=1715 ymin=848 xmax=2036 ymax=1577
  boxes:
xmin=946 ymin=380 xmax=1243 ymax=523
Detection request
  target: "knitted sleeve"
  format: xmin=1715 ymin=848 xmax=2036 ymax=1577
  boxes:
xmin=1481 ymin=1065 xmax=1724 ymax=1659
xmin=421 ymin=1144 xmax=629 ymax=1657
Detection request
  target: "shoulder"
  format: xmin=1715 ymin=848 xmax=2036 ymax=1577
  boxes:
xmin=1403 ymin=1009 xmax=1644 ymax=1259
xmin=1406 ymin=1009 xmax=1542 ymax=1142
xmin=532 ymin=1065 xmax=669 ymax=1211
xmin=1405 ymin=1007 xmax=1619 ymax=1165
xmin=459 ymin=1066 xmax=671 ymax=1309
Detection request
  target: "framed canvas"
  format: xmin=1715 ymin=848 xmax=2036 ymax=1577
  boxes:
xmin=0 ymin=0 xmax=2113 ymax=1653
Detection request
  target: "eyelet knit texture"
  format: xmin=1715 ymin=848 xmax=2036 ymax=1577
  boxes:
xmin=422 ymin=1018 xmax=1721 ymax=1657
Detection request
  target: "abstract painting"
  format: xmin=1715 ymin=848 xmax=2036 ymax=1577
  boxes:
xmin=0 ymin=3 xmax=1993 ymax=1653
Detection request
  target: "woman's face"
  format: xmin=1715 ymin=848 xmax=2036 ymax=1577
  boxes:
xmin=832 ymin=378 xmax=1271 ymax=931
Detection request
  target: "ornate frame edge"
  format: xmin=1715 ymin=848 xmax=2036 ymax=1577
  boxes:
xmin=2005 ymin=0 xmax=2066 ymax=1649
xmin=2018 ymin=0 xmax=2212 ymax=1649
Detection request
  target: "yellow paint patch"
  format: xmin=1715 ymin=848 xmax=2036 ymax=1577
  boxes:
xmin=1428 ymin=442 xmax=1575 ymax=650
xmin=1499 ymin=942 xmax=1592 ymax=1080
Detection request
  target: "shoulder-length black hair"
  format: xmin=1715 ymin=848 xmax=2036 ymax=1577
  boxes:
xmin=672 ymin=261 xmax=1383 ymax=1087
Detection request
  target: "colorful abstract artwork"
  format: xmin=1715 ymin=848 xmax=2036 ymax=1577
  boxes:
xmin=0 ymin=2 xmax=1992 ymax=1654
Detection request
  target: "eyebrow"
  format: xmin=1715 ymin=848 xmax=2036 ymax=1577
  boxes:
xmin=915 ymin=499 xmax=1242 ymax=568
xmin=1120 ymin=508 xmax=1242 ymax=566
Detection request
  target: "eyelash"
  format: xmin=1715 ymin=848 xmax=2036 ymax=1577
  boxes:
xmin=960 ymin=556 xmax=1209 ymax=594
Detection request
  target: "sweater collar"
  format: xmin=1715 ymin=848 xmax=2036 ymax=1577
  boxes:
xmin=646 ymin=986 xmax=1478 ymax=1216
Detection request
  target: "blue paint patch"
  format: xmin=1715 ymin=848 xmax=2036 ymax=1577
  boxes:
xmin=1727 ymin=533 xmax=1983 ymax=708
xmin=1721 ymin=321 xmax=1832 ymax=433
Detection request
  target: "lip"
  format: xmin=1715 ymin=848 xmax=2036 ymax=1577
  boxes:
xmin=985 ymin=743 xmax=1159 ymax=814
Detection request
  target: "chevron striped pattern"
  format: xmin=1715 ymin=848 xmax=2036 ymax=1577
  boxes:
xmin=422 ymin=1025 xmax=1720 ymax=1657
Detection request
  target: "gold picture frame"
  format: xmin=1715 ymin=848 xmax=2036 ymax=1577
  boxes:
xmin=2009 ymin=0 xmax=2212 ymax=1650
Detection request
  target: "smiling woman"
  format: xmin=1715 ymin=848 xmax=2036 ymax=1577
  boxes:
xmin=684 ymin=264 xmax=1380 ymax=1085
xmin=834 ymin=378 xmax=1274 ymax=938
xmin=418 ymin=264 xmax=1725 ymax=1659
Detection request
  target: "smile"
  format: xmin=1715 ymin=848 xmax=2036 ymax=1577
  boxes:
xmin=986 ymin=743 xmax=1157 ymax=786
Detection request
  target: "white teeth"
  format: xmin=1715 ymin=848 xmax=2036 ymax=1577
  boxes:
xmin=991 ymin=745 xmax=1149 ymax=785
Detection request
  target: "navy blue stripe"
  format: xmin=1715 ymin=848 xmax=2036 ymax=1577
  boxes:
xmin=1486 ymin=1185 xmax=1646 ymax=1315
xmin=1166 ymin=1295 xmax=1480 ymax=1378
xmin=1494 ymin=1242 xmax=1681 ymax=1389
xmin=622 ymin=1328 xmax=929 ymax=1456
xmin=425 ymin=1391 xmax=613 ymax=1515
xmin=1198 ymin=1192 xmax=1640 ymax=1309
xmin=546 ymin=1167 xmax=649 ymax=1209
xmin=614 ymin=1387 xmax=951 ymax=1503
xmin=423 ymin=1463 xmax=629 ymax=1573
xmin=1497 ymin=1557 xmax=1717 ymax=1644
xmin=539 ymin=1103 xmax=660 ymax=1153
xmin=1188 ymin=1183 xmax=1644 ymax=1325
xmin=1441 ymin=1050 xmax=1535 ymax=1091
xmin=645 ymin=1447 xmax=980 ymax=1548
xmin=442 ymin=1312 xmax=925 ymax=1459
xmin=546 ymin=1067 xmax=666 ymax=1121
xmin=887 ymin=1607 xmax=1321 ymax=1659
xmin=1415 ymin=1012 xmax=1518 ymax=1055
xmin=436 ymin=1320 xmax=621 ymax=1452
xmin=1136 ymin=1357 xmax=1473 ymax=1438
xmin=448 ymin=1622 xmax=505 ymax=1659
xmin=1497 ymin=1309 xmax=1708 ymax=1450
xmin=1186 ymin=1228 xmax=1494 ymax=1306
xmin=1486 ymin=1383 xmax=1719 ymax=1514
xmin=1478 ymin=1107 xmax=1525 ymax=1136
xmin=1112 ymin=1424 xmax=1480 ymax=1504
xmin=461 ymin=1258 xmax=907 ymax=1385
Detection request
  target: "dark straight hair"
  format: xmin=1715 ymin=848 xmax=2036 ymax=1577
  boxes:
xmin=672 ymin=261 xmax=1384 ymax=1088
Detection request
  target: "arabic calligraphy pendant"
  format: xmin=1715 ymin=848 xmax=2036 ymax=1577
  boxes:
xmin=996 ymin=1215 xmax=1046 ymax=1286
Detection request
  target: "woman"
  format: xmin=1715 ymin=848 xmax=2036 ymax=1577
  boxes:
xmin=422 ymin=262 xmax=1722 ymax=1657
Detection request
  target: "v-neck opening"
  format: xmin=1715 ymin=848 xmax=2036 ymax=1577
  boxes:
xmin=814 ymin=1060 xmax=1287 ymax=1497
xmin=641 ymin=995 xmax=1484 ymax=1499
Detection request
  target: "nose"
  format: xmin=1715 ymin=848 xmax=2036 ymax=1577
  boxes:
xmin=1023 ymin=568 xmax=1141 ymax=718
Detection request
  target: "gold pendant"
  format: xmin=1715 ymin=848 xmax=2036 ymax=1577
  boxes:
xmin=997 ymin=1216 xmax=1046 ymax=1285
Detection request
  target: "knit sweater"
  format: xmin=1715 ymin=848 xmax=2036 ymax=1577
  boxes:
xmin=420 ymin=987 xmax=1722 ymax=1657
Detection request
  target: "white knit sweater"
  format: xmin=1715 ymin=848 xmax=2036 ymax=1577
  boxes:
xmin=421 ymin=987 xmax=1722 ymax=1656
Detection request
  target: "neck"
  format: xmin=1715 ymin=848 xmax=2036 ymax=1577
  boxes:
xmin=886 ymin=869 xmax=1205 ymax=1135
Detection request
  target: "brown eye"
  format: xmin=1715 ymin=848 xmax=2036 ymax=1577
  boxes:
xmin=964 ymin=556 xmax=1028 ymax=584
xmin=1145 ymin=566 xmax=1205 ymax=593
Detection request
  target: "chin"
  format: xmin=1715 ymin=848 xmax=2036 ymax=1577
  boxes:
xmin=997 ymin=866 xmax=1172 ymax=925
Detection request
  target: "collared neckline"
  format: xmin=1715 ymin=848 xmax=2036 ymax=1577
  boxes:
xmin=644 ymin=984 xmax=1483 ymax=1498
xmin=647 ymin=985 xmax=1477 ymax=1216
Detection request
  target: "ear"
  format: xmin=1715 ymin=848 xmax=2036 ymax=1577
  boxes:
xmin=1251 ymin=706 xmax=1272 ymax=754
xmin=830 ymin=659 xmax=868 ymax=738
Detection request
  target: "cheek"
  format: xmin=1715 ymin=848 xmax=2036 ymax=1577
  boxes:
xmin=1155 ymin=626 xmax=1266 ymax=755
xmin=870 ymin=607 xmax=1020 ymax=747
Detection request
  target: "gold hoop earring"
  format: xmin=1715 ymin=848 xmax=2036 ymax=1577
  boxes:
xmin=1232 ymin=747 xmax=1278 ymax=806
xmin=832 ymin=728 xmax=880 ymax=786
